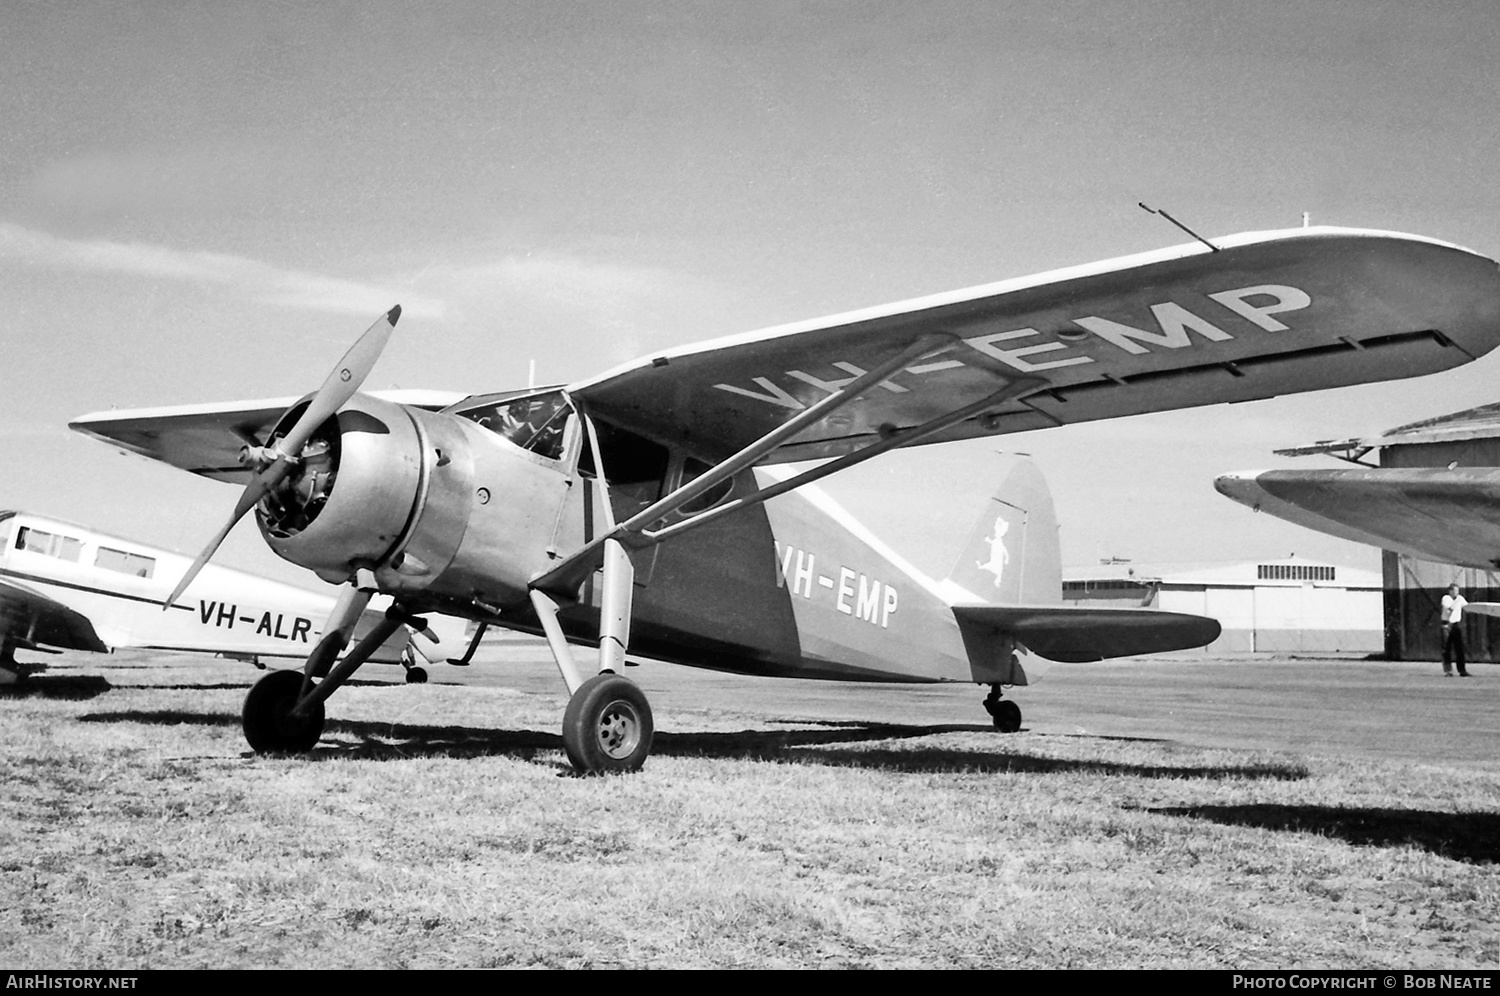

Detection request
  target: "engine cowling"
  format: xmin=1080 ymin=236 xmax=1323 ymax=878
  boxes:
xmin=255 ymin=393 xmax=476 ymax=592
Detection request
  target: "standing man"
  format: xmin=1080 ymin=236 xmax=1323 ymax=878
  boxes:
xmin=1441 ymin=583 xmax=1471 ymax=677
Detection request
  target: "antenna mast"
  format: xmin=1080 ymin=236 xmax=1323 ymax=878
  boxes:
xmin=1138 ymin=202 xmax=1220 ymax=252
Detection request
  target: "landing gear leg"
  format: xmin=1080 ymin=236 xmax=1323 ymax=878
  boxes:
xmin=401 ymin=647 xmax=428 ymax=684
xmin=533 ymin=538 xmax=654 ymax=774
xmin=241 ymin=591 xmax=418 ymax=753
xmin=983 ymin=685 xmax=1022 ymax=733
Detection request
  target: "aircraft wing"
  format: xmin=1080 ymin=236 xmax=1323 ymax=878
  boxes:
xmin=1215 ymin=467 xmax=1500 ymax=570
xmin=570 ymin=228 xmax=1500 ymax=462
xmin=0 ymin=575 xmax=109 ymax=654
xmin=69 ymin=390 xmax=468 ymax=484
xmin=952 ymin=604 xmax=1221 ymax=663
xmin=69 ymin=229 xmax=1500 ymax=473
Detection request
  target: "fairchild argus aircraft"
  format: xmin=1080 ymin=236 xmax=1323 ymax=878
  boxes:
xmin=71 ymin=226 xmax=1500 ymax=772
xmin=0 ymin=510 xmax=436 ymax=684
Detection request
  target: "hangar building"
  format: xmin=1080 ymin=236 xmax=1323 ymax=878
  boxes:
xmin=1062 ymin=556 xmax=1382 ymax=654
xmin=1278 ymin=403 xmax=1500 ymax=662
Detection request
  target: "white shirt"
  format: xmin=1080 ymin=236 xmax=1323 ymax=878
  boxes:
xmin=1442 ymin=592 xmax=1467 ymax=624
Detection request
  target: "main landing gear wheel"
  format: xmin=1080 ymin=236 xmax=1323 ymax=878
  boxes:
xmin=562 ymin=673 xmax=654 ymax=774
xmin=983 ymin=687 xmax=1022 ymax=733
xmin=243 ymin=669 xmax=325 ymax=753
xmin=404 ymin=666 xmax=428 ymax=685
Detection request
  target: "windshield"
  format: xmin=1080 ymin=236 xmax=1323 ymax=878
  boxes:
xmin=455 ymin=391 xmax=571 ymax=460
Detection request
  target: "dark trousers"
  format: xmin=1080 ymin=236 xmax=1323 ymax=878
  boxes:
xmin=1442 ymin=623 xmax=1468 ymax=675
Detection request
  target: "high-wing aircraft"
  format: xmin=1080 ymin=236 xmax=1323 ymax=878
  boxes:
xmin=70 ymin=226 xmax=1500 ymax=771
xmin=0 ymin=509 xmax=443 ymax=684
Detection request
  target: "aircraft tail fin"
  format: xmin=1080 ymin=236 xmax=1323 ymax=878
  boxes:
xmin=944 ymin=454 xmax=1061 ymax=605
xmin=944 ymin=455 xmax=1220 ymax=683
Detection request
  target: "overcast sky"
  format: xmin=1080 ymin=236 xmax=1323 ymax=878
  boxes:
xmin=4 ymin=1 xmax=1500 ymax=588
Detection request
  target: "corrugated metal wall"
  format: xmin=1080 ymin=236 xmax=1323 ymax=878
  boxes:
xmin=1379 ymin=437 xmax=1500 ymax=660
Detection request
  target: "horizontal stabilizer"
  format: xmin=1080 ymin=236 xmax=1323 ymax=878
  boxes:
xmin=1216 ymin=468 xmax=1500 ymax=570
xmin=953 ymin=604 xmax=1221 ymax=664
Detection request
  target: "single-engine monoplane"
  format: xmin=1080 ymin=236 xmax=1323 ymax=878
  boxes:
xmin=71 ymin=226 xmax=1500 ymax=770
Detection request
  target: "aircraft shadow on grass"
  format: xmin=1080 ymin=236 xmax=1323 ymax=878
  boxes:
xmin=1 ymin=674 xmax=113 ymax=700
xmin=76 ymin=708 xmax=1307 ymax=781
xmin=1152 ymin=804 xmax=1500 ymax=864
xmin=4 ymin=675 xmax=394 ymax=699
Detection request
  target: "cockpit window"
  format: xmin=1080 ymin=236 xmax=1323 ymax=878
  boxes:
xmin=16 ymin=526 xmax=82 ymax=563
xmin=457 ymin=392 xmax=570 ymax=461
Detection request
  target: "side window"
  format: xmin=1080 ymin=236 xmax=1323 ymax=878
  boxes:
xmin=676 ymin=457 xmax=735 ymax=515
xmin=96 ymin=546 xmax=156 ymax=579
xmin=15 ymin=526 xmax=82 ymax=563
xmin=16 ymin=526 xmax=48 ymax=553
xmin=577 ymin=419 xmax=670 ymax=517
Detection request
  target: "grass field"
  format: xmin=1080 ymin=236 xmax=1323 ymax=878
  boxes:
xmin=2 ymin=636 xmax=1497 ymax=969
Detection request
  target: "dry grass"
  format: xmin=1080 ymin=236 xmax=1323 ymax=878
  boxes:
xmin=1 ymin=648 xmax=1497 ymax=969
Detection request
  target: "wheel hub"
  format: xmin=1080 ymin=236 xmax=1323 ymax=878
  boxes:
xmin=596 ymin=701 xmax=642 ymax=758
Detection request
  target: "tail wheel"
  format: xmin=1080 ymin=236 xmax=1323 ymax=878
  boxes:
xmin=243 ymin=669 xmax=325 ymax=752
xmin=562 ymin=673 xmax=654 ymax=774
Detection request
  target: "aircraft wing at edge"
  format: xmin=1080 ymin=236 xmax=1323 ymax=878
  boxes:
xmin=1215 ymin=467 xmax=1500 ymax=570
xmin=952 ymin=603 xmax=1222 ymax=663
xmin=70 ymin=390 xmax=468 ymax=483
xmin=570 ymin=227 xmax=1500 ymax=463
xmin=0 ymin=574 xmax=110 ymax=654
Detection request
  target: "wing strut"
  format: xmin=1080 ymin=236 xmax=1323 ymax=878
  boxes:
xmin=532 ymin=352 xmax=1046 ymax=597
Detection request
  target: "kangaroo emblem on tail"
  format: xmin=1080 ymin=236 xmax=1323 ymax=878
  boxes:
xmin=977 ymin=515 xmax=1010 ymax=586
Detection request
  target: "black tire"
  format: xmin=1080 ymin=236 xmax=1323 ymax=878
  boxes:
xmin=991 ymin=699 xmax=1022 ymax=734
xmin=405 ymin=666 xmax=428 ymax=685
xmin=562 ymin=674 xmax=654 ymax=774
xmin=243 ymin=669 xmax=324 ymax=753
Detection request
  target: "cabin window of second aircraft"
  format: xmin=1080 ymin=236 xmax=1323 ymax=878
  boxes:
xmin=96 ymin=546 xmax=156 ymax=579
xmin=15 ymin=526 xmax=82 ymax=563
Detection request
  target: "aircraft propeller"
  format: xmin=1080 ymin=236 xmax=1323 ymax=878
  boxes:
xmin=164 ymin=305 xmax=401 ymax=607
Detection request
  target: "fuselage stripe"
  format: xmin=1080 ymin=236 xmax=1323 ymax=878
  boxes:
xmin=0 ymin=566 xmax=194 ymax=611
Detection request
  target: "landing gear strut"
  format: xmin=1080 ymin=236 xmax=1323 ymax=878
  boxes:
xmin=531 ymin=538 xmax=655 ymax=774
xmin=400 ymin=647 xmax=428 ymax=684
xmin=240 ymin=597 xmax=419 ymax=754
xmin=984 ymin=685 xmax=1021 ymax=733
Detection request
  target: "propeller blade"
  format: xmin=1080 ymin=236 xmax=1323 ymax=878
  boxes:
xmin=163 ymin=460 xmax=294 ymax=606
xmin=274 ymin=304 xmax=400 ymax=459
xmin=163 ymin=306 xmax=400 ymax=607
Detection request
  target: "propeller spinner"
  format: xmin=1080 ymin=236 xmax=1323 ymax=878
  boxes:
xmin=164 ymin=305 xmax=401 ymax=606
